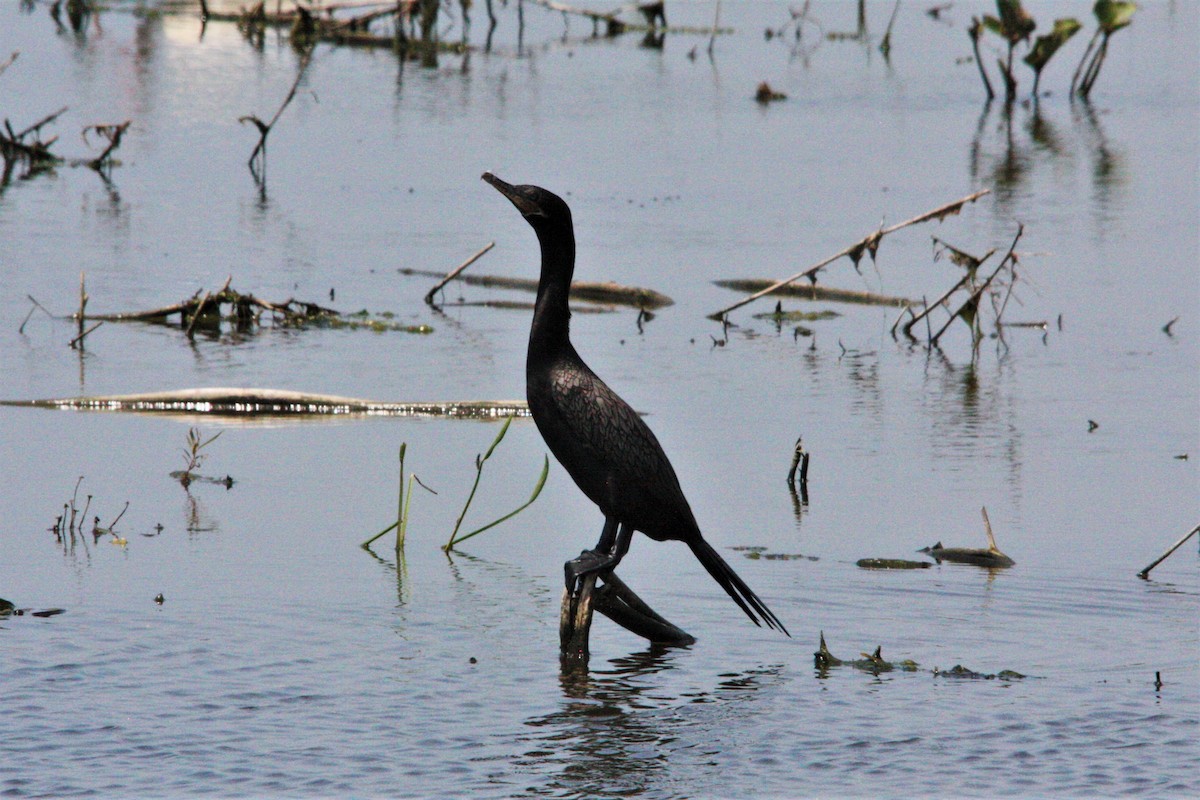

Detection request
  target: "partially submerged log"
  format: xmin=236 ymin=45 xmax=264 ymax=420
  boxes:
xmin=2 ymin=388 xmax=528 ymax=420
xmin=714 ymin=279 xmax=919 ymax=308
xmin=919 ymin=506 xmax=1015 ymax=567
xmin=404 ymin=268 xmax=673 ymax=309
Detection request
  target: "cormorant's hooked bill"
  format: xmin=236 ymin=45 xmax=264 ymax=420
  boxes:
xmin=482 ymin=172 xmax=547 ymax=218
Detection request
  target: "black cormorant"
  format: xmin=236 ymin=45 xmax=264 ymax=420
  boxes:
xmin=482 ymin=172 xmax=789 ymax=635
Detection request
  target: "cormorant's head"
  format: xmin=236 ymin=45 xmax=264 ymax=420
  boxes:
xmin=482 ymin=172 xmax=572 ymax=232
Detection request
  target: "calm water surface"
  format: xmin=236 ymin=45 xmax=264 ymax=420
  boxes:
xmin=1 ymin=1 xmax=1197 ymax=797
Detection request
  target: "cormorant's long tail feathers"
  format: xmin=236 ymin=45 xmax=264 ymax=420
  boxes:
xmin=688 ymin=538 xmax=790 ymax=636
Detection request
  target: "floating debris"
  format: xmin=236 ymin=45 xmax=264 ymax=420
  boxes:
xmin=403 ymin=268 xmax=673 ymax=309
xmin=755 ymin=81 xmax=787 ymax=103
xmin=715 ymin=279 xmax=919 ymax=308
xmin=814 ymin=632 xmax=919 ymax=674
xmin=2 ymin=388 xmax=529 ymax=420
xmin=856 ymin=558 xmax=933 ymax=570
xmin=919 ymin=506 xmax=1015 ymax=568
xmin=934 ymin=664 xmax=1026 ymax=681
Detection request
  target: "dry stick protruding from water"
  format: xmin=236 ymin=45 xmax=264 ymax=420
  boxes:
xmin=239 ymin=48 xmax=313 ymax=182
xmin=1137 ymin=522 xmax=1200 ymax=580
xmin=899 ymin=248 xmax=996 ymax=339
xmin=929 ymin=225 xmax=1023 ymax=347
xmin=709 ymin=189 xmax=991 ymax=320
xmin=424 ymin=241 xmax=495 ymax=305
xmin=82 ymin=120 xmax=130 ymax=172
xmin=184 ymin=276 xmax=231 ymax=340
xmin=68 ymin=271 xmax=101 ymax=349
xmin=0 ymin=50 xmax=17 ymax=79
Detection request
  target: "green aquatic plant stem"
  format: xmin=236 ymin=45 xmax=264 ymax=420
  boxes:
xmin=395 ymin=444 xmax=407 ymax=553
xmin=444 ymin=455 xmax=549 ymax=551
xmin=445 ymin=415 xmax=513 ymax=548
xmin=361 ymin=444 xmax=406 ymax=550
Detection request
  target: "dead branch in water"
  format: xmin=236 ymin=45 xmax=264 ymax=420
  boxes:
xmin=424 ymin=242 xmax=495 ymax=305
xmin=41 ymin=278 xmax=429 ymax=339
xmin=401 ymin=268 xmax=673 ymax=309
xmin=2 ymin=388 xmax=529 ymax=420
xmin=1 ymin=106 xmax=67 ymax=183
xmin=714 ymin=279 xmax=917 ymax=308
xmin=81 ymin=120 xmax=131 ymax=172
xmin=0 ymin=51 xmax=18 ymax=79
xmin=1137 ymin=522 xmax=1200 ymax=579
xmin=929 ymin=225 xmax=1022 ymax=347
xmin=239 ymin=48 xmax=313 ymax=182
xmin=709 ymin=189 xmax=991 ymax=320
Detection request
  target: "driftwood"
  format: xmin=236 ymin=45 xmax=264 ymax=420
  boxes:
xmin=710 ymin=189 xmax=991 ymax=319
xmin=1137 ymin=522 xmax=1200 ymax=579
xmin=2 ymin=388 xmax=528 ymax=420
xmin=44 ymin=276 xmax=428 ymax=337
xmin=402 ymin=268 xmax=673 ymax=309
xmin=424 ymin=242 xmax=495 ymax=304
xmin=919 ymin=506 xmax=1015 ymax=567
xmin=714 ymin=279 xmax=918 ymax=308
xmin=560 ymin=571 xmax=695 ymax=661
xmin=198 ymin=0 xmax=469 ymax=54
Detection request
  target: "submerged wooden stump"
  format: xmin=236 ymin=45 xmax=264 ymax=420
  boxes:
xmin=559 ymin=571 xmax=695 ymax=662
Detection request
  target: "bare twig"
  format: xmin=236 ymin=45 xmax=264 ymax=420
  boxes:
xmin=240 ymin=49 xmax=313 ymax=178
xmin=710 ymin=189 xmax=991 ymax=319
xmin=929 ymin=226 xmax=1022 ymax=346
xmin=82 ymin=120 xmax=131 ymax=170
xmin=68 ymin=321 xmax=103 ymax=349
xmin=424 ymin=241 xmax=495 ymax=305
xmin=0 ymin=51 xmax=18 ymax=79
xmin=184 ymin=276 xmax=231 ymax=340
xmin=901 ymin=272 xmax=973 ymax=339
xmin=1137 ymin=523 xmax=1200 ymax=579
xmin=708 ymin=0 xmax=722 ymax=55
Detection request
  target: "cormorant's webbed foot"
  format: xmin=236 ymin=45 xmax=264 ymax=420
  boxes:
xmin=564 ymin=548 xmax=620 ymax=593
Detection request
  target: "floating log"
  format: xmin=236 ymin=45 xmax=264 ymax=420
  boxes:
xmin=714 ymin=279 xmax=919 ymax=308
xmin=856 ymin=558 xmax=932 ymax=570
xmin=403 ymin=268 xmax=673 ymax=309
xmin=2 ymin=388 xmax=527 ymax=420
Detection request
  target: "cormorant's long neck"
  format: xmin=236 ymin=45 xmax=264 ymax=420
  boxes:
xmin=528 ymin=225 xmax=576 ymax=362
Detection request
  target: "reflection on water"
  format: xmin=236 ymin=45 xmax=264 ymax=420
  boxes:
xmin=518 ymin=649 xmax=784 ymax=799
xmin=969 ymin=99 xmax=1127 ymax=225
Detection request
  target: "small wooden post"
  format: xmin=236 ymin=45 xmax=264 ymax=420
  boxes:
xmin=559 ymin=571 xmax=695 ymax=662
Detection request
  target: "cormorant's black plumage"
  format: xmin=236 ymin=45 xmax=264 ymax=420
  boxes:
xmin=482 ymin=172 xmax=788 ymax=635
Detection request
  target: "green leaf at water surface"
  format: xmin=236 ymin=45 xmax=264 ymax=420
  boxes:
xmin=1024 ymin=18 xmax=1082 ymax=72
xmin=1094 ymin=0 xmax=1136 ymax=34
xmin=986 ymin=0 xmax=1036 ymax=44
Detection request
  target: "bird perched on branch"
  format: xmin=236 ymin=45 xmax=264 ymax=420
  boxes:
xmin=482 ymin=172 xmax=788 ymax=635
